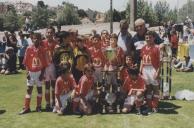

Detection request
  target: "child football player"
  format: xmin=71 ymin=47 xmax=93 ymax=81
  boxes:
xmin=140 ymin=31 xmax=161 ymax=113
xmin=19 ymin=33 xmax=48 ymax=115
xmin=72 ymin=64 xmax=95 ymax=115
xmin=53 ymin=64 xmax=77 ymax=115
xmin=122 ymin=67 xmax=146 ymax=114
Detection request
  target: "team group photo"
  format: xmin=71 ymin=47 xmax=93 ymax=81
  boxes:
xmin=0 ymin=0 xmax=194 ymax=128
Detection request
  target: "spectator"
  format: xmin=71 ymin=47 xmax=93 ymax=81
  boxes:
xmin=117 ymin=19 xmax=134 ymax=55
xmin=174 ymin=56 xmax=193 ymax=72
xmin=17 ymin=34 xmax=29 ymax=70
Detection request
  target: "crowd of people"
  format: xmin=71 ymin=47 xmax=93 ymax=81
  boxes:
xmin=0 ymin=17 xmax=192 ymax=116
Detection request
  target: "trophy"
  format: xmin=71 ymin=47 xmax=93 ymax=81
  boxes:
xmin=105 ymin=84 xmax=116 ymax=113
xmin=104 ymin=47 xmax=117 ymax=71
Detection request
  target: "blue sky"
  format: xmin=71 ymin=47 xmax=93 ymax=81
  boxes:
xmin=2 ymin=0 xmax=188 ymax=12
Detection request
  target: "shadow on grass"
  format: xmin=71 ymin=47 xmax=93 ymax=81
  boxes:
xmin=158 ymin=101 xmax=181 ymax=114
xmin=0 ymin=110 xmax=6 ymax=115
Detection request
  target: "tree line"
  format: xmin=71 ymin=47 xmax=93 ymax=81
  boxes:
xmin=0 ymin=0 xmax=193 ymax=31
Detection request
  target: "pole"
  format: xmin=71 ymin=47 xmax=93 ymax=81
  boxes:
xmin=110 ymin=0 xmax=113 ymax=33
xmin=130 ymin=0 xmax=137 ymax=31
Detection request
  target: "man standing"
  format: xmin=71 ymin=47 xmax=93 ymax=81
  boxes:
xmin=132 ymin=18 xmax=163 ymax=69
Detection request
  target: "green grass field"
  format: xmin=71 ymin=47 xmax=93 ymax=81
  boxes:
xmin=0 ymin=70 xmax=194 ymax=128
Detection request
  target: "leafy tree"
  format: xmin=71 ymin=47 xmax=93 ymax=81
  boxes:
xmin=178 ymin=0 xmax=194 ymax=22
xmin=3 ymin=5 xmax=19 ymax=31
xmin=105 ymin=9 xmax=122 ymax=22
xmin=78 ymin=9 xmax=88 ymax=18
xmin=56 ymin=2 xmax=81 ymax=25
xmin=154 ymin=0 xmax=170 ymax=24
xmin=31 ymin=1 xmax=49 ymax=29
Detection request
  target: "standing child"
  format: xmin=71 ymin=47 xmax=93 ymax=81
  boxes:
xmin=89 ymin=34 xmax=105 ymax=85
xmin=122 ymin=67 xmax=146 ymax=114
xmin=42 ymin=26 xmax=58 ymax=111
xmin=72 ymin=36 xmax=90 ymax=83
xmin=53 ymin=64 xmax=77 ymax=115
xmin=140 ymin=31 xmax=161 ymax=113
xmin=19 ymin=33 xmax=48 ymax=114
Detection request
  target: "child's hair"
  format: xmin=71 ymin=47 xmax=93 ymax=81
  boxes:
xmin=33 ymin=33 xmax=42 ymax=40
xmin=47 ymin=25 xmax=55 ymax=33
xmin=110 ymin=33 xmax=118 ymax=40
xmin=58 ymin=63 xmax=71 ymax=75
xmin=92 ymin=34 xmax=101 ymax=39
xmin=145 ymin=30 xmax=156 ymax=37
xmin=127 ymin=67 xmax=139 ymax=76
xmin=83 ymin=63 xmax=95 ymax=74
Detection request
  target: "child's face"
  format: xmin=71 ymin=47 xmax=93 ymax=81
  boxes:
xmin=110 ymin=38 xmax=117 ymax=48
xmin=32 ymin=35 xmax=41 ymax=46
xmin=46 ymin=28 xmax=54 ymax=40
xmin=85 ymin=68 xmax=94 ymax=77
xmin=130 ymin=74 xmax=138 ymax=80
xmin=61 ymin=72 xmax=70 ymax=79
xmin=125 ymin=57 xmax=133 ymax=66
xmin=77 ymin=40 xmax=84 ymax=48
xmin=145 ymin=35 xmax=155 ymax=45
xmin=92 ymin=37 xmax=100 ymax=47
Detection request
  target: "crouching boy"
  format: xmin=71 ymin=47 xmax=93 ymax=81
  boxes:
xmin=72 ymin=64 xmax=96 ymax=115
xmin=53 ymin=64 xmax=77 ymax=115
xmin=122 ymin=67 xmax=146 ymax=114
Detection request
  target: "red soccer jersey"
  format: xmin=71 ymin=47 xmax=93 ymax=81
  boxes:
xmin=123 ymin=75 xmax=145 ymax=95
xmin=141 ymin=45 xmax=160 ymax=70
xmin=170 ymin=34 xmax=179 ymax=48
xmin=42 ymin=40 xmax=58 ymax=64
xmin=77 ymin=75 xmax=94 ymax=97
xmin=55 ymin=75 xmax=77 ymax=96
xmin=120 ymin=67 xmax=129 ymax=82
xmin=23 ymin=45 xmax=48 ymax=72
xmin=89 ymin=47 xmax=105 ymax=68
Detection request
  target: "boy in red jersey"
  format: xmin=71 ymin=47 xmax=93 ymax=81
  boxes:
xmin=19 ymin=33 xmax=48 ymax=114
xmin=89 ymin=34 xmax=105 ymax=84
xmin=53 ymin=64 xmax=77 ymax=115
xmin=72 ymin=64 xmax=95 ymax=115
xmin=122 ymin=67 xmax=146 ymax=114
xmin=140 ymin=31 xmax=161 ymax=113
xmin=42 ymin=26 xmax=58 ymax=111
xmin=120 ymin=55 xmax=135 ymax=82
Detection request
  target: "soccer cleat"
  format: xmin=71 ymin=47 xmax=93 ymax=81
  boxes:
xmin=152 ymin=108 xmax=158 ymax=113
xmin=52 ymin=107 xmax=57 ymax=113
xmin=36 ymin=106 xmax=42 ymax=112
xmin=136 ymin=108 xmax=141 ymax=115
xmin=45 ymin=104 xmax=52 ymax=112
xmin=19 ymin=108 xmax=31 ymax=115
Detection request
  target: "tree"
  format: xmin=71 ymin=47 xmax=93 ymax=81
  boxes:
xmin=78 ymin=9 xmax=88 ymax=18
xmin=56 ymin=2 xmax=81 ymax=25
xmin=126 ymin=0 xmax=158 ymax=26
xmin=105 ymin=9 xmax=122 ymax=22
xmin=3 ymin=6 xmax=19 ymax=31
xmin=31 ymin=1 xmax=49 ymax=29
xmin=178 ymin=0 xmax=194 ymax=22
xmin=154 ymin=0 xmax=170 ymax=24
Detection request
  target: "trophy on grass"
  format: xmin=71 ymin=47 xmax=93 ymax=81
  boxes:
xmin=105 ymin=84 xmax=116 ymax=113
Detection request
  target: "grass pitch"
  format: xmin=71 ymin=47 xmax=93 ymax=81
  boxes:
xmin=0 ymin=70 xmax=194 ymax=128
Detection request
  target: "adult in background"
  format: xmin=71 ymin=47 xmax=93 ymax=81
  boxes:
xmin=132 ymin=18 xmax=163 ymax=69
xmin=117 ymin=19 xmax=134 ymax=56
xmin=17 ymin=33 xmax=29 ymax=70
